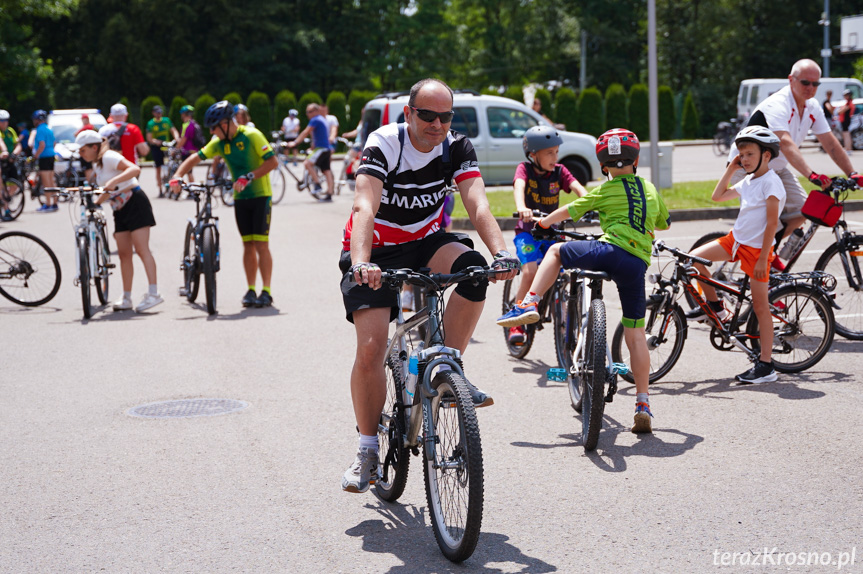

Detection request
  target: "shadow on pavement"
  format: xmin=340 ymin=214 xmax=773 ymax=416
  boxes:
xmin=643 ymin=374 xmax=835 ymax=401
xmin=173 ymin=304 xmax=281 ymax=321
xmin=0 ymin=305 xmax=61 ymax=314
xmin=826 ymin=339 xmax=863 ymax=353
xmin=511 ymin=360 xmax=567 ymax=389
xmin=345 ymin=500 xmax=557 ymax=573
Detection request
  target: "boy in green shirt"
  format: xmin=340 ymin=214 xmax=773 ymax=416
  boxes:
xmin=497 ymin=128 xmax=670 ymax=433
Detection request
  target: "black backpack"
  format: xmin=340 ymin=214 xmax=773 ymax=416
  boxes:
xmin=107 ymin=123 xmax=128 ymax=151
xmin=191 ymin=120 xmax=207 ymax=149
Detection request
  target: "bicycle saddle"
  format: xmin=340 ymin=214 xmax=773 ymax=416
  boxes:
xmin=575 ymin=270 xmax=610 ymax=281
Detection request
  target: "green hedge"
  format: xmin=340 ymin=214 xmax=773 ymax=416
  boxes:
xmin=604 ymin=83 xmax=628 ymax=131
xmin=247 ymin=91 xmax=271 ymax=133
xmin=274 ymin=90 xmax=298 ymax=130
xmin=682 ymin=90 xmax=700 ymax=139
xmin=347 ymin=90 xmax=375 ymax=126
xmin=503 ymin=85 xmax=523 ymax=102
xmin=223 ymin=92 xmax=243 ymax=107
xmin=168 ymin=96 xmax=188 ymax=133
xmin=326 ymin=90 xmax=348 ymax=147
xmin=577 ymin=87 xmax=604 ymax=137
xmin=534 ymin=88 xmax=553 ymax=121
xmin=658 ymin=86 xmax=675 ymax=141
xmin=554 ymin=87 xmax=577 ymax=132
xmin=628 ymin=84 xmax=649 ymax=140
xmin=297 ymin=92 xmax=323 ymax=129
xmin=139 ymin=96 xmax=165 ymax=134
xmin=193 ymin=93 xmax=216 ymax=129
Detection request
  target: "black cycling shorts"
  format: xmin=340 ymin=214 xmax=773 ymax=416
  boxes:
xmin=234 ymin=196 xmax=271 ymax=242
xmin=38 ymin=156 xmax=54 ymax=172
xmin=338 ymin=231 xmax=472 ymax=323
xmin=150 ymin=144 xmax=165 ymax=167
xmin=113 ymin=187 xmax=156 ymax=233
xmin=310 ymin=148 xmax=331 ymax=172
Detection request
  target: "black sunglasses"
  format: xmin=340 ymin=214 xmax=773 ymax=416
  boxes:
xmin=410 ymin=107 xmax=455 ymax=124
xmin=797 ymin=78 xmax=821 ymax=87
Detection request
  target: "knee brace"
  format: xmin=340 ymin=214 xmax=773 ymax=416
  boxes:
xmin=451 ymin=250 xmax=489 ymax=302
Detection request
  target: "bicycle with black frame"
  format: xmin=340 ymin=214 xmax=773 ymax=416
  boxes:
xmin=713 ymin=117 xmax=740 ymax=156
xmin=0 ymin=229 xmax=62 ymax=306
xmin=373 ymin=265 xmax=506 ymax=562
xmin=611 ymin=240 xmax=836 ymax=384
xmin=0 ymin=156 xmax=24 ymax=220
xmin=178 ymin=180 xmax=223 ymax=315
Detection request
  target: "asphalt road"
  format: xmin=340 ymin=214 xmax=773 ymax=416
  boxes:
xmin=2 ymin=153 xmax=862 ymax=573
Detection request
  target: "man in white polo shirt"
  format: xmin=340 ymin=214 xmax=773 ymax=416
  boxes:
xmin=729 ymin=59 xmax=862 ymax=263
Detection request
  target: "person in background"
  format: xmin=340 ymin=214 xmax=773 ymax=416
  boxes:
xmin=16 ymin=122 xmax=31 ymax=157
xmin=98 ymin=103 xmax=148 ymax=165
xmin=30 ymin=110 xmax=57 ymax=212
xmin=145 ymin=105 xmax=180 ymax=197
xmin=280 ymin=109 xmax=300 ymax=164
xmin=74 ymin=114 xmax=97 ymax=136
xmin=174 ymin=105 xmax=202 ymax=195
xmin=532 ymin=98 xmax=565 ymax=130
xmin=837 ymin=89 xmax=856 ymax=153
xmin=234 ymin=104 xmax=255 ymax=128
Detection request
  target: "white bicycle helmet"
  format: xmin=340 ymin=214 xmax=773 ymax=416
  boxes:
xmin=0 ymin=110 xmax=9 ymax=121
xmin=735 ymin=125 xmax=780 ymax=160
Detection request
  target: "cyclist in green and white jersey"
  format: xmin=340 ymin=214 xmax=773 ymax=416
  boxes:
xmin=171 ymin=101 xmax=279 ymax=308
xmin=146 ymin=105 xmax=180 ymax=197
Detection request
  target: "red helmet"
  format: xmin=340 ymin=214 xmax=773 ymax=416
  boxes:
xmin=596 ymin=128 xmax=640 ymax=168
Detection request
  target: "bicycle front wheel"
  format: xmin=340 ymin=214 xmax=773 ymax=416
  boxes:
xmin=581 ymin=299 xmax=607 ymax=451
xmin=2 ymin=178 xmax=25 ymax=220
xmin=376 ymin=350 xmax=411 ymax=502
xmin=182 ymin=223 xmax=200 ymax=302
xmin=94 ymin=225 xmax=110 ymax=305
xmin=566 ymin=278 xmax=584 ymax=412
xmin=424 ymin=370 xmax=483 ymax=563
xmin=815 ymin=238 xmax=863 ymax=340
xmin=271 ymin=167 xmax=287 ymax=205
xmin=500 ymin=278 xmax=534 ymax=359
xmin=0 ymin=231 xmax=62 ymax=306
xmin=78 ymin=235 xmax=92 ymax=319
xmin=746 ymin=283 xmax=835 ymax=373
xmin=611 ymin=297 xmax=687 ymax=384
xmin=202 ymin=226 xmax=217 ymax=315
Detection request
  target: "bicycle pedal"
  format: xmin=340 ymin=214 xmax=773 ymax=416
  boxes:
xmin=610 ymin=362 xmax=631 ymax=376
xmin=105 ymin=263 xmax=115 ymax=269
xmin=546 ymin=368 xmax=567 ymax=382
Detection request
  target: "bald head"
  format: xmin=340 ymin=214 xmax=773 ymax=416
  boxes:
xmin=790 ymin=59 xmax=821 ymax=77
xmin=408 ymin=79 xmax=453 ymax=108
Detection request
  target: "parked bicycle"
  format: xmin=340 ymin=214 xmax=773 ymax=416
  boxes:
xmin=204 ymin=157 xmax=234 ymax=206
xmin=612 ymin=240 xmax=836 ymax=384
xmin=688 ymin=177 xmax=862 ymax=339
xmin=0 ymin=160 xmax=24 ymax=220
xmin=375 ymin=266 xmax=504 ymax=562
xmin=178 ymin=181 xmax=222 ymax=315
xmin=49 ymin=186 xmax=113 ymax=319
xmin=0 ymin=230 xmax=62 ymax=306
xmin=160 ymin=141 xmax=184 ymax=199
xmin=713 ymin=118 xmax=739 ymax=156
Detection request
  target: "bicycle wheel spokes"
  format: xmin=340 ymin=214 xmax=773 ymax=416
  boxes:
xmin=0 ymin=231 xmax=62 ymax=306
xmin=612 ymin=298 xmax=686 ymax=384
xmin=817 ymin=240 xmax=863 ymax=339
xmin=2 ymin=179 xmax=25 ymax=219
xmin=425 ymin=371 xmax=483 ymax=563
xmin=376 ymin=351 xmax=410 ymax=501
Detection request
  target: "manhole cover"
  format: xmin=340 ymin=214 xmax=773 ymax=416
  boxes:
xmin=127 ymin=398 xmax=249 ymax=419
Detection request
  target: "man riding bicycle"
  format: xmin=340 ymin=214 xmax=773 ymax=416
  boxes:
xmin=171 ymin=100 xmax=279 ymax=308
xmin=730 ymin=59 xmax=863 ymax=267
xmin=339 ymin=78 xmax=519 ymax=493
xmin=287 ymin=103 xmax=333 ymax=201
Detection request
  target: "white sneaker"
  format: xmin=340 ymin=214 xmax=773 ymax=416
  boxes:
xmin=401 ymin=289 xmax=414 ymax=312
xmin=135 ymin=293 xmax=164 ymax=312
xmin=112 ymin=296 xmax=133 ymax=311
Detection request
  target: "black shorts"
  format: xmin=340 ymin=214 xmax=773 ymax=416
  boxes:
xmin=841 ymin=115 xmax=852 ymax=131
xmin=113 ymin=187 xmax=156 ymax=233
xmin=150 ymin=144 xmax=165 ymax=167
xmin=1 ymin=159 xmax=18 ymax=181
xmin=338 ymin=231 xmax=471 ymax=323
xmin=234 ymin=196 xmax=271 ymax=242
xmin=38 ymin=156 xmax=54 ymax=172
xmin=310 ymin=148 xmax=331 ymax=172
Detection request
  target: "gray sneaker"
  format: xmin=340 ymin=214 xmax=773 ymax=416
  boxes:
xmin=465 ymin=380 xmax=494 ymax=408
xmin=341 ymin=447 xmax=380 ymax=494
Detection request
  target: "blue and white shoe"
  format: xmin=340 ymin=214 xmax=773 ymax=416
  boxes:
xmin=36 ymin=204 xmax=52 ymax=213
xmin=496 ymin=301 xmax=540 ymax=327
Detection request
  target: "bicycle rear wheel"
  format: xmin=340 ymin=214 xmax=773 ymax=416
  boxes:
xmin=424 ymin=370 xmax=483 ymax=563
xmin=182 ymin=223 xmax=200 ymax=302
xmin=376 ymin=350 xmax=411 ymax=502
xmin=78 ymin=235 xmax=92 ymax=319
xmin=611 ymin=297 xmax=687 ymax=384
xmin=94 ymin=225 xmax=110 ymax=305
xmin=202 ymin=226 xmax=217 ymax=315
xmin=271 ymin=167 xmax=287 ymax=205
xmin=746 ymin=283 xmax=834 ymax=373
xmin=0 ymin=231 xmax=61 ymax=306
xmin=815 ymin=238 xmax=863 ymax=340
xmin=2 ymin=178 xmax=24 ymax=220
xmin=581 ymin=299 xmax=607 ymax=451
xmin=500 ymin=278 xmax=535 ymax=359
xmin=566 ymin=278 xmax=584 ymax=412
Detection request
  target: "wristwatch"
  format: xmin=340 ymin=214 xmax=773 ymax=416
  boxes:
xmin=494 ymin=250 xmax=514 ymax=259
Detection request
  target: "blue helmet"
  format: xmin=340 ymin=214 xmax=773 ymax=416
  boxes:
xmin=204 ymin=101 xmax=234 ymax=128
xmin=32 ymin=109 xmax=48 ymax=121
xmin=233 ymin=103 xmax=248 ymax=116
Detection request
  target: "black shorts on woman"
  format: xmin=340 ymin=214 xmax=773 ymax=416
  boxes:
xmin=113 ymin=187 xmax=156 ymax=233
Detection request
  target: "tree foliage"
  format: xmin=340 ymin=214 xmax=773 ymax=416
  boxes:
xmin=247 ymin=91 xmax=272 ymax=133
xmin=274 ymin=90 xmax=298 ymax=129
xmin=682 ymin=91 xmax=700 ymax=139
xmin=577 ymin=87 xmax=604 ymax=138
xmin=326 ymin=91 xmax=348 ymax=140
xmin=658 ymin=86 xmax=675 ymax=141
xmin=604 ymin=84 xmax=628 ymax=132
xmin=168 ymin=96 xmax=188 ymax=133
xmin=554 ymin=88 xmax=578 ymax=132
xmin=193 ymin=94 xmax=216 ymax=129
xmin=628 ymin=84 xmax=649 ymax=141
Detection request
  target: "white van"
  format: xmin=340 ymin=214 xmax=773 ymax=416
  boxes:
xmin=736 ymin=77 xmax=863 ymax=120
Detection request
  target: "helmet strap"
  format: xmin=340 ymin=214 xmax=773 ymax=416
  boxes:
xmin=744 ymin=148 xmax=766 ymax=175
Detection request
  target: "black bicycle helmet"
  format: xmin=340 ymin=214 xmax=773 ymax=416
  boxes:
xmin=522 ymin=125 xmax=563 ymax=159
xmin=734 ymin=125 xmax=780 ymax=160
xmin=204 ymin=101 xmax=234 ymax=128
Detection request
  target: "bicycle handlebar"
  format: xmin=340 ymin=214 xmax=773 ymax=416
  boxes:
xmin=653 ymin=240 xmax=713 ymax=267
xmin=827 ymin=177 xmax=861 ymax=195
xmin=180 ymin=181 xmax=229 ymax=192
xmin=513 ymin=210 xmax=601 ymax=227
xmin=357 ymin=266 xmax=509 ymax=290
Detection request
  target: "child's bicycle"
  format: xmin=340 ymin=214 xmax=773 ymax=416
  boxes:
xmin=613 ymin=240 xmax=837 ymax=384
xmin=688 ymin=177 xmax=861 ymax=339
xmin=373 ymin=265 xmax=505 ymax=562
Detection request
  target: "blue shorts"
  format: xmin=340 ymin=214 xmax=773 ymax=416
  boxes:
xmin=559 ymin=240 xmax=648 ymax=328
xmin=514 ymin=232 xmax=555 ymax=265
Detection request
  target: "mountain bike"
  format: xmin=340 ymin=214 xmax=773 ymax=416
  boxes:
xmin=612 ymin=240 xmax=836 ymax=384
xmin=49 ymin=186 xmax=113 ymax=319
xmin=0 ymin=230 xmax=62 ymax=306
xmin=688 ymin=177 xmax=862 ymax=339
xmin=0 ymin=161 xmax=24 ymax=220
xmin=178 ymin=181 xmax=222 ymax=315
xmin=375 ymin=266 xmax=504 ymax=562
xmin=500 ymin=210 xmax=599 ymax=360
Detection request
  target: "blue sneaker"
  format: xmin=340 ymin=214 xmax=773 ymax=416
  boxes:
xmin=50 ymin=204 xmax=59 ymax=211
xmin=36 ymin=204 xmax=51 ymax=213
xmin=496 ymin=301 xmax=540 ymax=327
xmin=631 ymin=402 xmax=653 ymax=434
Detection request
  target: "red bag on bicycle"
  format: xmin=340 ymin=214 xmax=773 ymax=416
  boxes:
xmin=802 ymin=189 xmax=843 ymax=227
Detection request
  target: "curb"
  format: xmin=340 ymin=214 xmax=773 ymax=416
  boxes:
xmin=452 ymin=201 xmax=863 ymax=230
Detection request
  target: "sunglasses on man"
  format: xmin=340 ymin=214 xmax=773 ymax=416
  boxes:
xmin=410 ymin=107 xmax=455 ymax=124
xmin=797 ymin=78 xmax=821 ymax=87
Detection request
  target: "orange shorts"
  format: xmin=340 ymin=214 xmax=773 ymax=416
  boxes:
xmin=716 ymin=230 xmax=774 ymax=283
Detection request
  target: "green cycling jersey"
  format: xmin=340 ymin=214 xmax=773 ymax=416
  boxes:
xmin=197 ymin=124 xmax=275 ymax=200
